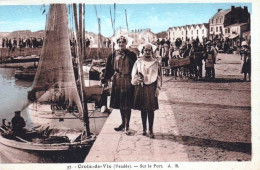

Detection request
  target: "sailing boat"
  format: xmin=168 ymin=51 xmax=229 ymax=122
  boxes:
xmin=0 ymin=4 xmax=97 ymax=163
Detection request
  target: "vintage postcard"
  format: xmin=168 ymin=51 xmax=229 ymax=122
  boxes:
xmin=0 ymin=0 xmax=259 ymax=169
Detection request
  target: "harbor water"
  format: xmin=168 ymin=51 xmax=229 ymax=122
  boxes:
xmin=0 ymin=67 xmax=33 ymax=163
xmin=0 ymin=68 xmax=32 ymax=123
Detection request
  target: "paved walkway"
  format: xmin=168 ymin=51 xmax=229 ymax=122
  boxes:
xmin=85 ymin=89 xmax=189 ymax=162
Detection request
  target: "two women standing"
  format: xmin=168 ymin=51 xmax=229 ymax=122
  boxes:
xmin=102 ymin=35 xmax=161 ymax=138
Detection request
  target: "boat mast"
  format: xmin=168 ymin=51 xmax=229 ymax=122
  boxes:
xmin=125 ymin=9 xmax=129 ymax=31
xmin=73 ymin=3 xmax=91 ymax=136
xmin=83 ymin=4 xmax=86 ymax=62
xmin=114 ymin=3 xmax=116 ymax=35
xmin=94 ymin=5 xmax=102 ymax=59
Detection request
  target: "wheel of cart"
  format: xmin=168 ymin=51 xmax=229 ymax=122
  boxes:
xmin=161 ymin=66 xmax=171 ymax=76
xmin=169 ymin=57 xmax=191 ymax=80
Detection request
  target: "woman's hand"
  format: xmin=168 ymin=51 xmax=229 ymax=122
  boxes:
xmin=133 ymin=75 xmax=141 ymax=85
xmin=100 ymin=73 xmax=108 ymax=87
xmin=138 ymin=75 xmax=144 ymax=83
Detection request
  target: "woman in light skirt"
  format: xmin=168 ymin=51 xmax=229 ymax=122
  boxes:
xmin=131 ymin=44 xmax=162 ymax=138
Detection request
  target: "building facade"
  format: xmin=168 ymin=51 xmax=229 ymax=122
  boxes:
xmin=128 ymin=28 xmax=157 ymax=44
xmin=167 ymin=23 xmax=209 ymax=43
xmin=224 ymin=23 xmax=250 ymax=38
xmin=209 ymin=6 xmax=250 ymax=38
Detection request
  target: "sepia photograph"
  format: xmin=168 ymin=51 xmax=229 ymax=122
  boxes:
xmin=0 ymin=0 xmax=259 ymax=169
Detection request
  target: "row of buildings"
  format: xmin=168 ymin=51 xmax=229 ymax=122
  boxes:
xmin=167 ymin=5 xmax=250 ymax=43
xmin=71 ymin=5 xmax=251 ymax=47
xmin=168 ymin=24 xmax=209 ymax=43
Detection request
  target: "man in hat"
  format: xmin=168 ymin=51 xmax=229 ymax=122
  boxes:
xmin=197 ymin=43 xmax=205 ymax=79
xmin=189 ymin=40 xmax=199 ymax=79
xmin=161 ymin=43 xmax=170 ymax=76
xmin=204 ymin=41 xmax=217 ymax=79
xmin=86 ymin=38 xmax=90 ymax=48
xmin=1 ymin=38 xmax=5 ymax=48
xmin=101 ymin=35 xmax=137 ymax=134
xmin=11 ymin=111 xmax=26 ymax=136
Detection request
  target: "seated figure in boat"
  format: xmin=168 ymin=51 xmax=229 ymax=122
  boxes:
xmin=11 ymin=111 xmax=26 ymax=136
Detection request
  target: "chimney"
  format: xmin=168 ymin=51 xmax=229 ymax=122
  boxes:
xmin=244 ymin=6 xmax=248 ymax=12
xmin=231 ymin=6 xmax=235 ymax=11
xmin=218 ymin=9 xmax=222 ymax=12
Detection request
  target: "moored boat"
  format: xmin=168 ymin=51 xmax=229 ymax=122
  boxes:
xmin=0 ymin=123 xmax=94 ymax=163
xmin=0 ymin=4 xmax=104 ymax=163
xmin=0 ymin=55 xmax=39 ymax=68
xmin=14 ymin=66 xmax=37 ymax=80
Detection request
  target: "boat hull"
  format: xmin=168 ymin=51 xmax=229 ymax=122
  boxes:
xmin=0 ymin=57 xmax=39 ymax=68
xmin=0 ymin=127 xmax=94 ymax=163
xmin=14 ymin=69 xmax=36 ymax=80
xmin=0 ymin=138 xmax=91 ymax=163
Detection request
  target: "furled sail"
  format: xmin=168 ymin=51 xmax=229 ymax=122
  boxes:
xmin=28 ymin=4 xmax=83 ymax=116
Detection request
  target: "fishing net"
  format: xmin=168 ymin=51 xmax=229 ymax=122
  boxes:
xmin=28 ymin=4 xmax=83 ymax=116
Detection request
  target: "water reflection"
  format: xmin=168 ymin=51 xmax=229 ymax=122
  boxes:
xmin=0 ymin=68 xmax=33 ymax=122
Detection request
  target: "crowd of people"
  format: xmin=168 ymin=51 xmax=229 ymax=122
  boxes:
xmin=70 ymin=38 xmax=91 ymax=48
xmin=103 ymin=38 xmax=111 ymax=48
xmin=146 ymin=37 xmax=251 ymax=81
xmin=1 ymin=37 xmax=44 ymax=52
xmin=1 ymin=37 xmax=93 ymax=52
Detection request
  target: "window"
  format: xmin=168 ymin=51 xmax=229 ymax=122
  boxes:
xmin=182 ymin=31 xmax=183 ymax=35
xmin=216 ymin=18 xmax=218 ymax=23
xmin=211 ymin=27 xmax=213 ymax=32
xmin=216 ymin=27 xmax=218 ymax=32
xmin=219 ymin=26 xmax=222 ymax=33
xmin=197 ymin=30 xmax=198 ymax=34
xmin=202 ymin=29 xmax=204 ymax=34
xmin=225 ymin=28 xmax=228 ymax=33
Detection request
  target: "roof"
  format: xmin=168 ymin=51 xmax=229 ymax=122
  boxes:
xmin=168 ymin=23 xmax=209 ymax=31
xmin=211 ymin=9 xmax=231 ymax=19
xmin=229 ymin=34 xmax=239 ymax=39
xmin=226 ymin=23 xmax=249 ymax=27
xmin=203 ymin=23 xmax=209 ymax=29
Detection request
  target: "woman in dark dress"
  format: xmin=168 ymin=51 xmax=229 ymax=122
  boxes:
xmin=102 ymin=35 xmax=137 ymax=134
xmin=240 ymin=41 xmax=251 ymax=81
xmin=131 ymin=44 xmax=162 ymax=138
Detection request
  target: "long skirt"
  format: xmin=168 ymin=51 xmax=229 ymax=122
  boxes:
xmin=110 ymin=73 xmax=134 ymax=110
xmin=133 ymin=82 xmax=159 ymax=112
xmin=242 ymin=60 xmax=251 ymax=74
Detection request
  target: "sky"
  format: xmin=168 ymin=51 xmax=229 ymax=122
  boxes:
xmin=0 ymin=3 xmax=252 ymax=37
